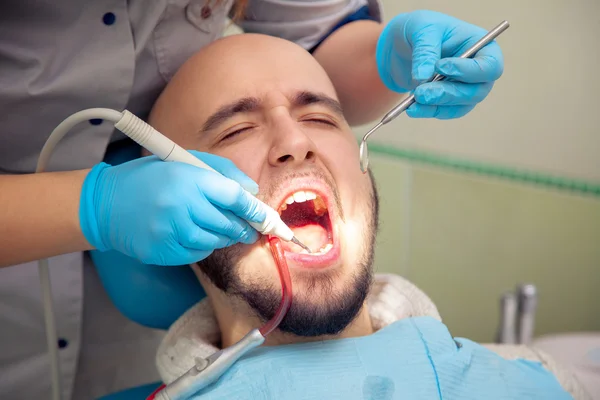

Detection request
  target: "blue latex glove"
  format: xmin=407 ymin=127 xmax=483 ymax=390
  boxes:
xmin=80 ymin=151 xmax=266 ymax=266
xmin=187 ymin=317 xmax=571 ymax=400
xmin=376 ymin=10 xmax=505 ymax=119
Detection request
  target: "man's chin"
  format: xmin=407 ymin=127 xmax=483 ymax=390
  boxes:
xmin=276 ymin=285 xmax=370 ymax=337
xmin=241 ymin=264 xmax=373 ymax=337
xmin=289 ymin=265 xmax=348 ymax=297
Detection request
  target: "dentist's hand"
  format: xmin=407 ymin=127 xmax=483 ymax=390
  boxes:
xmin=376 ymin=10 xmax=504 ymax=119
xmin=79 ymin=151 xmax=265 ymax=266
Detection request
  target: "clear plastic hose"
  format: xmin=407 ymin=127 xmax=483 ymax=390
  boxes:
xmin=35 ymin=108 xmax=123 ymax=400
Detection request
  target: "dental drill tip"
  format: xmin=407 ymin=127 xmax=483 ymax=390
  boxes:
xmin=291 ymin=237 xmax=311 ymax=253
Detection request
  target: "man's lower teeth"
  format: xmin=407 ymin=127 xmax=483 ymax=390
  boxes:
xmin=299 ymin=243 xmax=333 ymax=255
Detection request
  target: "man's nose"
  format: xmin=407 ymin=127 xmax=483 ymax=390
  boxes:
xmin=267 ymin=119 xmax=317 ymax=167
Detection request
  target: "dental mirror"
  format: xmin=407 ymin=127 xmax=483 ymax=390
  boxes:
xmin=359 ymin=122 xmax=382 ymax=174
xmin=359 ymin=140 xmax=369 ymax=173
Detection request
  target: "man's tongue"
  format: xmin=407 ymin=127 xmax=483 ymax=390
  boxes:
xmin=286 ymin=223 xmax=329 ymax=253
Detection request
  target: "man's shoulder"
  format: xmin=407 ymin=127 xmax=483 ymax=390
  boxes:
xmin=482 ymin=343 xmax=591 ymax=400
xmin=368 ymin=273 xmax=442 ymax=328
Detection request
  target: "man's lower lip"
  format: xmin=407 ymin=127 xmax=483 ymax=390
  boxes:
xmin=283 ymin=241 xmax=341 ymax=268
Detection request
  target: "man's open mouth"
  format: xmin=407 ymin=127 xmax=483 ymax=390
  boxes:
xmin=277 ymin=190 xmax=334 ymax=255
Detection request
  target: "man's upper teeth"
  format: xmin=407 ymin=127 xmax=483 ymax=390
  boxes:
xmin=285 ymin=190 xmax=317 ymax=205
xmin=293 ymin=191 xmax=307 ymax=203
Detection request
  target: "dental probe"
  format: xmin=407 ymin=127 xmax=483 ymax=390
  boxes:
xmin=113 ymin=110 xmax=312 ymax=252
xmin=359 ymin=20 xmax=511 ymax=173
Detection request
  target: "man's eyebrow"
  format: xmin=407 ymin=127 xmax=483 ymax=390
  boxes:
xmin=200 ymin=91 xmax=343 ymax=133
xmin=201 ymin=97 xmax=261 ymax=132
xmin=292 ymin=91 xmax=344 ymax=117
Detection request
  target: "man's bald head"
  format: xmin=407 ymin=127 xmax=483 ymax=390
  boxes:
xmin=149 ymin=34 xmax=338 ymax=148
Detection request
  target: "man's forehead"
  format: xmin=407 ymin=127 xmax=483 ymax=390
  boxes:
xmin=200 ymin=90 xmax=343 ymax=133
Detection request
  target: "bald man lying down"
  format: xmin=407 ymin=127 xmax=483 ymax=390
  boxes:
xmin=145 ymin=34 xmax=589 ymax=399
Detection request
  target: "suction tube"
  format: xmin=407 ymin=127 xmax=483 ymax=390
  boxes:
xmin=260 ymin=237 xmax=293 ymax=336
xmin=146 ymin=234 xmax=293 ymax=400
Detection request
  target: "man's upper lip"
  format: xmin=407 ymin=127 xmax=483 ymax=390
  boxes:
xmin=265 ymin=177 xmax=334 ymax=211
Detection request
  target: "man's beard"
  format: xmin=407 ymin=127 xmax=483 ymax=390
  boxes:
xmin=197 ymin=170 xmax=380 ymax=337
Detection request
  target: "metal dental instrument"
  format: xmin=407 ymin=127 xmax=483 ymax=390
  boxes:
xmin=291 ymin=237 xmax=312 ymax=253
xmin=358 ymin=20 xmax=511 ymax=173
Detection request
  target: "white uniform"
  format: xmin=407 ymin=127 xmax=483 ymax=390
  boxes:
xmin=0 ymin=0 xmax=381 ymax=399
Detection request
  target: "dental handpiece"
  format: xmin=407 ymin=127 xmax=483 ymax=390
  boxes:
xmin=359 ymin=20 xmax=511 ymax=173
xmin=114 ymin=110 xmax=311 ymax=252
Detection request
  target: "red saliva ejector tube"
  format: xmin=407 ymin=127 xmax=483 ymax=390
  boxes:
xmin=147 ymin=237 xmax=292 ymax=400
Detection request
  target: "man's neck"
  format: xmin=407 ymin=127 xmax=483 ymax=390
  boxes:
xmin=224 ymin=305 xmax=373 ymax=347
xmin=200 ymin=277 xmax=374 ymax=348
